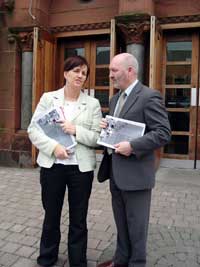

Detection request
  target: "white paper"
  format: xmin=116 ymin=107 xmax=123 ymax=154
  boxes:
xmin=35 ymin=107 xmax=77 ymax=149
xmin=97 ymin=115 xmax=146 ymax=149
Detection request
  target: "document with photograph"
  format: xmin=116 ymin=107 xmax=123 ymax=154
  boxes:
xmin=35 ymin=107 xmax=77 ymax=149
xmin=97 ymin=115 xmax=146 ymax=149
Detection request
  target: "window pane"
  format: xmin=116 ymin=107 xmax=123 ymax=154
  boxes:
xmin=96 ymin=46 xmax=110 ymax=65
xmin=168 ymin=112 xmax=189 ymax=131
xmin=64 ymin=48 xmax=84 ymax=59
xmin=165 ymin=88 xmax=190 ymax=108
xmin=167 ymin=42 xmax=192 ymax=61
xmin=164 ymin=135 xmax=188 ymax=154
xmin=166 ymin=65 xmax=191 ymax=84
xmin=95 ymin=90 xmax=109 ymax=108
xmin=95 ymin=68 xmax=109 ymax=86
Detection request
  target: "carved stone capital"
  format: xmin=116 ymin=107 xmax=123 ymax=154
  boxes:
xmin=116 ymin=14 xmax=150 ymax=45
xmin=8 ymin=31 xmax=34 ymax=51
xmin=18 ymin=32 xmax=34 ymax=52
xmin=0 ymin=0 xmax=15 ymax=12
xmin=118 ymin=21 xmax=150 ymax=45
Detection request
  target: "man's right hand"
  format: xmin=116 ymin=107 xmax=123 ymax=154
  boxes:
xmin=100 ymin=118 xmax=108 ymax=129
xmin=53 ymin=144 xmax=69 ymax=159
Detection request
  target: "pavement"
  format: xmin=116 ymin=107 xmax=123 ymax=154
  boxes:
xmin=0 ymin=165 xmax=200 ymax=267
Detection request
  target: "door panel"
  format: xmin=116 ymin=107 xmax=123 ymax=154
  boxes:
xmin=149 ymin=16 xmax=164 ymax=169
xmin=162 ymin=32 xmax=200 ymax=168
xmin=32 ymin=28 xmax=56 ymax=110
xmin=32 ymin=27 xmax=56 ymax=165
xmin=92 ymin=40 xmax=110 ymax=115
xmin=195 ymin=35 xmax=200 ymax=168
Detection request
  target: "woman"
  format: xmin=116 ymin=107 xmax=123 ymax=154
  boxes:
xmin=28 ymin=55 xmax=102 ymax=267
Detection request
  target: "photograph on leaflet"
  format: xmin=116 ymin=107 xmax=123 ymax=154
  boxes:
xmin=97 ymin=115 xmax=146 ymax=149
xmin=35 ymin=107 xmax=77 ymax=150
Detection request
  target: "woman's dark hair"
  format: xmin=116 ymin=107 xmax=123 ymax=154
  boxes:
xmin=63 ymin=55 xmax=90 ymax=78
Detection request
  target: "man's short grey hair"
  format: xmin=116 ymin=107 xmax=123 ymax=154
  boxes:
xmin=123 ymin=53 xmax=139 ymax=74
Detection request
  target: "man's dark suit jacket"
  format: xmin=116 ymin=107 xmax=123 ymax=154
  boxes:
xmin=98 ymin=81 xmax=171 ymax=191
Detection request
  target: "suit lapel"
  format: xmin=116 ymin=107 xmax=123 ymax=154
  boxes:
xmin=120 ymin=81 xmax=142 ymax=117
xmin=71 ymin=91 xmax=87 ymax=121
xmin=52 ymin=87 xmax=65 ymax=107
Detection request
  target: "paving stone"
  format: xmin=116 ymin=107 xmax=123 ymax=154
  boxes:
xmin=59 ymin=243 xmax=67 ymax=254
xmin=92 ymin=222 xmax=109 ymax=232
xmin=20 ymin=235 xmax=38 ymax=246
xmin=11 ymin=258 xmax=36 ymax=267
xmin=0 ymin=253 xmax=19 ymax=266
xmin=30 ymin=250 xmax=39 ymax=260
xmin=0 ymin=230 xmax=10 ymax=240
xmin=97 ymin=240 xmax=111 ymax=251
xmin=1 ymin=166 xmax=200 ymax=266
xmin=23 ymin=227 xmax=40 ymax=237
xmin=10 ymin=224 xmax=27 ymax=233
xmin=15 ymin=246 xmax=36 ymax=258
xmin=0 ymin=242 xmax=21 ymax=253
xmin=0 ymin=222 xmax=15 ymax=230
xmin=55 ymin=255 xmax=66 ymax=266
xmin=87 ymin=248 xmax=102 ymax=261
xmin=88 ymin=238 xmax=101 ymax=249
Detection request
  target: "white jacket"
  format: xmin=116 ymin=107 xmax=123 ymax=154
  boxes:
xmin=27 ymin=87 xmax=102 ymax=172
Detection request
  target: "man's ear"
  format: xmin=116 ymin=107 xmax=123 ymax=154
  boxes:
xmin=127 ymin=66 xmax=134 ymax=78
xmin=130 ymin=66 xmax=137 ymax=76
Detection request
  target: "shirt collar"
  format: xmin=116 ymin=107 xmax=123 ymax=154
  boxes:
xmin=123 ymin=79 xmax=139 ymax=97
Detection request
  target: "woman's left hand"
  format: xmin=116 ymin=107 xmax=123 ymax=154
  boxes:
xmin=59 ymin=120 xmax=76 ymax=135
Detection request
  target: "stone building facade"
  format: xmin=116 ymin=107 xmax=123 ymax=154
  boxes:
xmin=0 ymin=0 xmax=199 ymax=168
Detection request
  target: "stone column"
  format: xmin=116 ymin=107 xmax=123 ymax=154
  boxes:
xmin=117 ymin=15 xmax=150 ymax=83
xmin=19 ymin=32 xmax=33 ymax=130
xmin=127 ymin=43 xmax=144 ymax=82
xmin=21 ymin=52 xmax=33 ymax=129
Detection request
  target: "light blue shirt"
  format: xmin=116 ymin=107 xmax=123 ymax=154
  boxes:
xmin=124 ymin=79 xmax=139 ymax=97
xmin=114 ymin=79 xmax=139 ymax=114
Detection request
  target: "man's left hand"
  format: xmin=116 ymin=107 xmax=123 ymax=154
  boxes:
xmin=114 ymin=141 xmax=133 ymax=156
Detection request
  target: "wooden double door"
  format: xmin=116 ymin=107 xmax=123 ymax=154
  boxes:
xmin=162 ymin=31 xmax=200 ymax=168
xmin=56 ymin=36 xmax=111 ymax=116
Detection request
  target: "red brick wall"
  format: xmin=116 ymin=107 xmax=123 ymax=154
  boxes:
xmin=119 ymin=0 xmax=154 ymax=16
xmin=5 ymin=0 xmax=51 ymax=28
xmin=49 ymin=0 xmax=118 ymax=27
xmin=155 ymin=0 xmax=200 ymax=17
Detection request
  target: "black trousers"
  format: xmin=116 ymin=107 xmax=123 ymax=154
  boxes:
xmin=37 ymin=164 xmax=93 ymax=267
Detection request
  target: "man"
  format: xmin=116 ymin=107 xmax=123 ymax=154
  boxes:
xmin=97 ymin=53 xmax=171 ymax=267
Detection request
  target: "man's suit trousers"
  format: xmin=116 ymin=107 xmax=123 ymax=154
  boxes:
xmin=110 ymin=175 xmax=151 ymax=267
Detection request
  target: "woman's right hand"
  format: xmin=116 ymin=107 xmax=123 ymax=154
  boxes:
xmin=100 ymin=118 xmax=108 ymax=129
xmin=53 ymin=144 xmax=69 ymax=159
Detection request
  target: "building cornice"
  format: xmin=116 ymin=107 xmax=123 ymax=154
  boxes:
xmin=158 ymin=14 xmax=200 ymax=24
xmin=51 ymin=21 xmax=110 ymax=33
